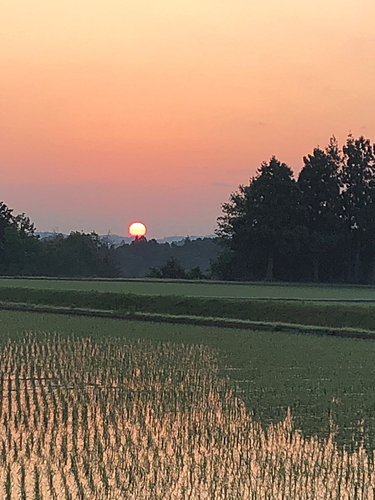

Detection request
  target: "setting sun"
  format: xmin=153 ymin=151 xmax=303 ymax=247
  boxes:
xmin=129 ymin=222 xmax=147 ymax=237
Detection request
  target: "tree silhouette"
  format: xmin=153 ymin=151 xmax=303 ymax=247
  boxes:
xmin=298 ymin=137 xmax=343 ymax=281
xmin=147 ymin=257 xmax=187 ymax=279
xmin=217 ymin=157 xmax=305 ymax=281
xmin=341 ymin=135 xmax=375 ymax=283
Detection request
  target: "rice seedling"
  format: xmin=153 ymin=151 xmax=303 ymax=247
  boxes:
xmin=0 ymin=331 xmax=372 ymax=498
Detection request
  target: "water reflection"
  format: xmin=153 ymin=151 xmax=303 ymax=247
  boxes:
xmin=0 ymin=333 xmax=373 ymax=499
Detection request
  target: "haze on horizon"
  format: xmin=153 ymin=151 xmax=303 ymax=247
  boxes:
xmin=2 ymin=0 xmax=375 ymax=239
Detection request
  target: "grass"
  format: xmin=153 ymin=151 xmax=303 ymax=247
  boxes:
xmin=1 ymin=286 xmax=375 ymax=331
xmin=2 ymin=276 xmax=375 ymax=300
xmin=3 ymin=300 xmax=375 ymax=343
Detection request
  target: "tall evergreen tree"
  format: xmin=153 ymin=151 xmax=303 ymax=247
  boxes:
xmin=298 ymin=137 xmax=343 ymax=282
xmin=340 ymin=135 xmax=375 ymax=283
xmin=0 ymin=202 xmax=41 ymax=275
xmin=217 ymin=157 xmax=306 ymax=281
xmin=0 ymin=202 xmax=14 ymax=240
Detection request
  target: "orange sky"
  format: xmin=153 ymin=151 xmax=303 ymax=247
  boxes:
xmin=2 ymin=0 xmax=375 ymax=237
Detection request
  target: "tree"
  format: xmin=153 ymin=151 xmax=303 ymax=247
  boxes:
xmin=340 ymin=135 xmax=375 ymax=283
xmin=0 ymin=202 xmax=14 ymax=240
xmin=0 ymin=202 xmax=43 ymax=275
xmin=186 ymin=266 xmax=205 ymax=279
xmin=216 ymin=157 xmax=306 ymax=281
xmin=298 ymin=137 xmax=343 ymax=282
xmin=147 ymin=257 xmax=187 ymax=279
xmin=40 ymin=231 xmax=119 ymax=277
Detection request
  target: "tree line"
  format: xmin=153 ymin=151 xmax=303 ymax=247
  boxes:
xmin=114 ymin=236 xmax=218 ymax=278
xmin=0 ymin=205 xmax=119 ymax=277
xmin=2 ymin=133 xmax=375 ymax=283
xmin=0 ymin=205 xmax=218 ymax=278
xmin=213 ymin=135 xmax=375 ymax=284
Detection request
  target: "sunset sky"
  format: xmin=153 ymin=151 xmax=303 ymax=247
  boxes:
xmin=2 ymin=0 xmax=375 ymax=238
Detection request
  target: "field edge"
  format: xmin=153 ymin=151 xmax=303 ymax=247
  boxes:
xmin=1 ymin=301 xmax=375 ymax=340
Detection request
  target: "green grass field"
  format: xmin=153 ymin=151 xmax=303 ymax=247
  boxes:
xmin=1 ymin=286 xmax=375 ymax=332
xmin=2 ymin=277 xmax=375 ymax=300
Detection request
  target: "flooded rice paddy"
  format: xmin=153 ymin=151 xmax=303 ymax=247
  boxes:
xmin=0 ymin=311 xmax=375 ymax=498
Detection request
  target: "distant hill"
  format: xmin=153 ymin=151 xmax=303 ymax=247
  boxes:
xmin=156 ymin=235 xmax=216 ymax=245
xmin=37 ymin=232 xmax=135 ymax=246
xmin=36 ymin=231 xmax=66 ymax=240
xmin=36 ymin=232 xmax=216 ymax=248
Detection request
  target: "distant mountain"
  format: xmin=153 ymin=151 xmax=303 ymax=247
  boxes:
xmin=36 ymin=231 xmax=66 ymax=240
xmin=156 ymin=235 xmax=216 ymax=245
xmin=105 ymin=234 xmax=216 ymax=246
xmin=100 ymin=234 xmax=133 ymax=246
xmin=36 ymin=232 xmax=216 ymax=248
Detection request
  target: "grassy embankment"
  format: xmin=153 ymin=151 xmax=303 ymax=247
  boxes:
xmin=1 ymin=285 xmax=375 ymax=336
xmin=3 ymin=276 xmax=375 ymax=300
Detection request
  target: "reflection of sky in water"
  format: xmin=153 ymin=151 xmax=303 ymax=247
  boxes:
xmin=0 ymin=333 xmax=372 ymax=497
